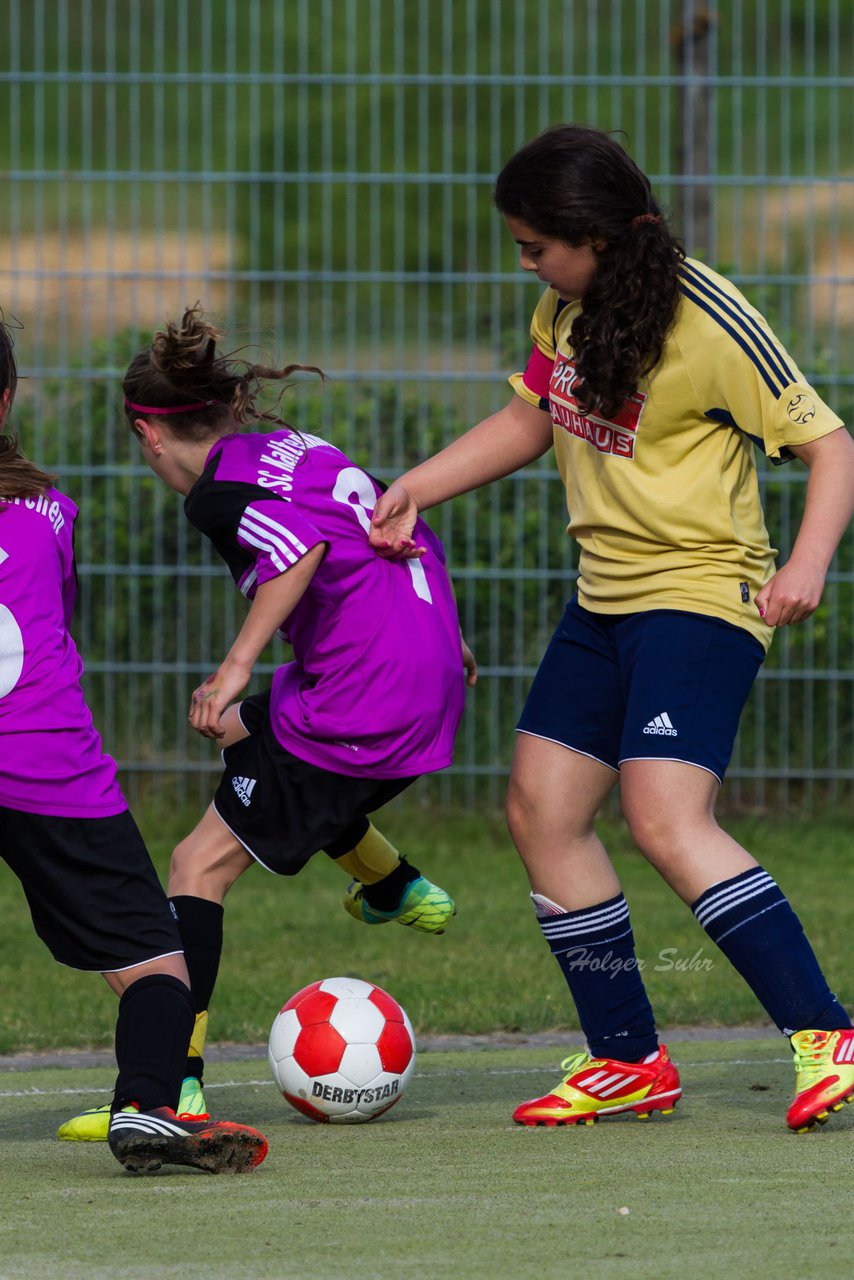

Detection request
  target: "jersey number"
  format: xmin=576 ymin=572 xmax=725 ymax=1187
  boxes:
xmin=332 ymin=467 xmax=433 ymax=603
xmin=0 ymin=545 xmax=25 ymax=698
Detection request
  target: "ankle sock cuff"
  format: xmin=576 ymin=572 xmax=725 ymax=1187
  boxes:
xmin=691 ymin=867 xmax=785 ymax=944
xmin=534 ymin=893 xmax=632 ymax=956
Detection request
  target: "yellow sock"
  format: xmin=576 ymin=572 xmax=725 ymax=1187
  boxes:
xmin=188 ymin=1010 xmax=208 ymax=1064
xmin=334 ymin=823 xmax=401 ymax=885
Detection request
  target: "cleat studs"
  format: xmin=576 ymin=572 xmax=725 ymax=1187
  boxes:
xmin=660 ymin=1108 xmax=675 ymax=1116
xmin=830 ymin=1103 xmax=845 ymax=1112
xmin=636 ymin=1112 xmax=651 ymax=1121
xmin=815 ymin=1112 xmax=829 ymax=1124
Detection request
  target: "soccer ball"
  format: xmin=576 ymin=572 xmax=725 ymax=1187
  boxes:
xmin=268 ymin=976 xmax=416 ymax=1124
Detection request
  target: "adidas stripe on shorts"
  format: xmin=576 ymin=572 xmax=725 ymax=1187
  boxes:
xmin=516 ymin=597 xmax=764 ymax=782
xmin=212 ymin=691 xmax=417 ymax=875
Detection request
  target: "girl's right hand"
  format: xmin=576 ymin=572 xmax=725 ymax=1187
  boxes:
xmin=369 ymin=481 xmax=426 ymax=559
xmin=189 ymin=659 xmax=251 ymax=739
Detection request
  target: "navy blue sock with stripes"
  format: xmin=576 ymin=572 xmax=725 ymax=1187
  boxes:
xmin=533 ymin=892 xmax=659 ymax=1062
xmin=692 ymin=866 xmax=851 ymax=1035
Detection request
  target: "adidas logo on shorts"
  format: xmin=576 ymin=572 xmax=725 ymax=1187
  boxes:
xmin=231 ymin=775 xmax=257 ymax=806
xmin=643 ymin=712 xmax=677 ymax=737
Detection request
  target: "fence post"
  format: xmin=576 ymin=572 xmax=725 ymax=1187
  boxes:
xmin=674 ymin=1 xmax=716 ymax=256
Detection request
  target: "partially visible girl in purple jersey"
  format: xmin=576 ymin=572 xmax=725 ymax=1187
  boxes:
xmin=0 ymin=315 xmax=266 ymax=1174
xmin=116 ymin=306 xmax=471 ymax=1111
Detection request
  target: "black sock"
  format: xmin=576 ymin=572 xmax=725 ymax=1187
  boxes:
xmin=362 ymin=859 xmax=421 ymax=911
xmin=113 ymin=974 xmax=194 ymax=1112
xmin=169 ymin=895 xmax=225 ymax=1079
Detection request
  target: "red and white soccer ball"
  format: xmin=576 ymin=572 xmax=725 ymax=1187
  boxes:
xmin=268 ymin=976 xmax=416 ymax=1124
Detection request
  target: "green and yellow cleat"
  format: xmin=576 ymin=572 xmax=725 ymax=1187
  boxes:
xmin=57 ymin=1102 xmax=113 ymax=1142
xmin=176 ymin=1075 xmax=209 ymax=1120
xmin=57 ymin=1077 xmax=208 ymax=1142
xmin=343 ymin=875 xmax=456 ymax=934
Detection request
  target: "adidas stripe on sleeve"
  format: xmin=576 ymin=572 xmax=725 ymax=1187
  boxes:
xmin=235 ymin=501 xmax=324 ymax=588
xmin=678 ymin=259 xmax=843 ymax=460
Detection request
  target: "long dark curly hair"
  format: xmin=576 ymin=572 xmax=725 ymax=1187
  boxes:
xmin=494 ymin=125 xmax=685 ymax=419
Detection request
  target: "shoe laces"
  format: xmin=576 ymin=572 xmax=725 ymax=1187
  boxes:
xmin=792 ymin=1031 xmax=834 ymax=1089
xmin=559 ymin=1051 xmax=592 ymax=1077
xmin=177 ymin=1111 xmax=211 ymax=1122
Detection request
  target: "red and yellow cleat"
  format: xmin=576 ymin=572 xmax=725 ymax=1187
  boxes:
xmin=513 ymin=1045 xmax=681 ymax=1127
xmin=786 ymin=1028 xmax=854 ymax=1133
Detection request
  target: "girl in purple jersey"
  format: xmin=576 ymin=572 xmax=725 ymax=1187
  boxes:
xmin=0 ymin=315 xmax=266 ymax=1174
xmin=112 ymin=306 xmax=472 ymax=1114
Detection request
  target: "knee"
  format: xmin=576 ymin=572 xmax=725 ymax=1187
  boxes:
xmin=168 ymin=836 xmax=213 ymax=898
xmin=622 ymin=798 xmax=694 ymax=866
xmin=506 ymin=772 xmax=539 ymax=849
xmin=168 ymin=838 xmax=191 ymax=891
xmin=623 ymin=801 xmax=665 ymax=859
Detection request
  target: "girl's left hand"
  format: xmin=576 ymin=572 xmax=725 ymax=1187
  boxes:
xmin=754 ymin=558 xmax=826 ymax=627
xmin=189 ymin=660 xmax=251 ymax=739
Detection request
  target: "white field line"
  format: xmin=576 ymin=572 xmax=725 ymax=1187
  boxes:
xmin=0 ymin=1058 xmax=791 ymax=1101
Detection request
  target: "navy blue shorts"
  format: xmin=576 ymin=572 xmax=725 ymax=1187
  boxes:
xmin=517 ymin=599 xmax=765 ymax=782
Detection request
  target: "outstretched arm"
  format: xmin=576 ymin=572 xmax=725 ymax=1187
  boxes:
xmin=190 ymin=542 xmax=327 ymax=738
xmin=370 ymin=396 xmax=554 ymax=557
xmin=755 ymin=427 xmax=854 ymax=626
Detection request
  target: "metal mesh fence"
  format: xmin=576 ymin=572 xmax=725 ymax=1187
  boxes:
xmin=2 ymin=0 xmax=853 ymax=810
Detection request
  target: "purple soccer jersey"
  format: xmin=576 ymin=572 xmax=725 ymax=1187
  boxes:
xmin=184 ymin=430 xmax=466 ymax=778
xmin=0 ymin=489 xmax=126 ymax=817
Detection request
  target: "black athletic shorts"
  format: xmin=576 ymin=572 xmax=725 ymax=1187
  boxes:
xmin=0 ymin=805 xmax=183 ymax=972
xmin=212 ymin=691 xmax=419 ymax=875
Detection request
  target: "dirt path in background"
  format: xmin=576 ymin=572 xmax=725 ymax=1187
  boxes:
xmin=0 ymin=231 xmax=233 ymax=331
xmin=0 ymin=1025 xmax=778 ymax=1073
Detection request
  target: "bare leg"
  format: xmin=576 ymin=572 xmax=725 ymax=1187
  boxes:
xmin=506 ymin=732 xmax=659 ymax=1070
xmin=166 ymin=804 xmax=254 ymax=1083
xmin=169 ymin=802 xmax=254 ymax=904
xmin=619 ymin=760 xmax=756 ymax=901
xmin=507 ymin=733 xmax=620 ymax=909
xmin=103 ymin=952 xmax=189 ymax=997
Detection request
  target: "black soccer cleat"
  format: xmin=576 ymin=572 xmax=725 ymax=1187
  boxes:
xmin=108 ymin=1106 xmax=268 ymax=1175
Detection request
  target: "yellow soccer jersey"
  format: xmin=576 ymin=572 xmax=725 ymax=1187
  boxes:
xmin=509 ymin=256 xmax=844 ymax=649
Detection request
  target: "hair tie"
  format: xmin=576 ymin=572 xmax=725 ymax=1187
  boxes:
xmin=125 ymin=398 xmax=220 ymax=415
xmin=631 ymin=213 xmax=663 ymax=227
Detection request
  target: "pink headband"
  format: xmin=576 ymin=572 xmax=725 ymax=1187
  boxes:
xmin=631 ymin=213 xmax=663 ymax=227
xmin=125 ymin=398 xmax=220 ymax=415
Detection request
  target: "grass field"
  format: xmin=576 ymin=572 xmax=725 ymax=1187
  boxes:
xmin=1 ymin=1038 xmax=852 ymax=1280
xmin=2 ymin=808 xmax=853 ymax=1277
xmin=1 ymin=807 xmax=852 ymax=1053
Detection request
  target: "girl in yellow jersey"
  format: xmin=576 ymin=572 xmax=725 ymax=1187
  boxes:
xmin=371 ymin=125 xmax=854 ymax=1133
